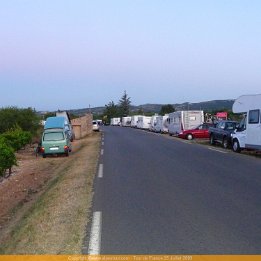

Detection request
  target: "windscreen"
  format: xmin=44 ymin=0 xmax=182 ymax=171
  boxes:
xmin=44 ymin=132 xmax=64 ymax=141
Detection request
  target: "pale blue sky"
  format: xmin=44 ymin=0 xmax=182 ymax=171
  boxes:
xmin=0 ymin=0 xmax=260 ymax=110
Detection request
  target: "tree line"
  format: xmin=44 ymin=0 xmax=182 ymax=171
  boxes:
xmin=102 ymin=91 xmax=175 ymax=124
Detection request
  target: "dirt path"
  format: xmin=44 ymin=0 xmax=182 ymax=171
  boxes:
xmin=0 ymin=132 xmax=101 ymax=254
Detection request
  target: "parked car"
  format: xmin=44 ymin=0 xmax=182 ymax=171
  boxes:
xmin=209 ymin=120 xmax=238 ymax=148
xmin=178 ymin=123 xmax=214 ymax=140
xmin=92 ymin=120 xmax=100 ymax=132
xmin=41 ymin=128 xmax=72 ymax=158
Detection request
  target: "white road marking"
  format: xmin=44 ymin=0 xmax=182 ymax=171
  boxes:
xmin=88 ymin=211 xmax=102 ymax=255
xmin=102 ymin=141 xmax=104 ymax=146
xmin=208 ymin=147 xmax=228 ymax=154
xmin=101 ymin=149 xmax=104 ymax=156
xmin=98 ymin=163 xmax=103 ymax=178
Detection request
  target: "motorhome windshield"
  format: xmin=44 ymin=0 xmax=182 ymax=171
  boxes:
xmin=44 ymin=132 xmax=64 ymax=141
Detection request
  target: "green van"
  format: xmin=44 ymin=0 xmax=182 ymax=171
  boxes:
xmin=41 ymin=128 xmax=72 ymax=158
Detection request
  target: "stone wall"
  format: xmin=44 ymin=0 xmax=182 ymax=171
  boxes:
xmin=71 ymin=113 xmax=93 ymax=140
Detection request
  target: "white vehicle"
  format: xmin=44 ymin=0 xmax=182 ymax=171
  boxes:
xmin=110 ymin=117 xmax=121 ymax=126
xmin=92 ymin=120 xmax=100 ymax=132
xmin=131 ymin=115 xmax=142 ymax=128
xmin=232 ymin=94 xmax=261 ymax=152
xmin=137 ymin=116 xmax=152 ymax=130
xmin=155 ymin=114 xmax=169 ymax=133
xmin=150 ymin=115 xmax=159 ymax=131
xmin=168 ymin=111 xmax=204 ymax=136
xmin=122 ymin=116 xmax=132 ymax=127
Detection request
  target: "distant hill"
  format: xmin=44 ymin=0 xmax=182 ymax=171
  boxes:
xmin=67 ymin=99 xmax=234 ymax=116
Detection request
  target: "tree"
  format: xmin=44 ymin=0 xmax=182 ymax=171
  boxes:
xmin=160 ymin=104 xmax=175 ymax=115
xmin=0 ymin=107 xmax=40 ymax=135
xmin=118 ymin=91 xmax=131 ymax=117
xmin=103 ymin=101 xmax=119 ymax=124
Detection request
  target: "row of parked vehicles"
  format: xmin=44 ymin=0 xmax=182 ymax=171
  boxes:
xmin=110 ymin=94 xmax=261 ymax=153
xmin=40 ymin=111 xmax=75 ymax=158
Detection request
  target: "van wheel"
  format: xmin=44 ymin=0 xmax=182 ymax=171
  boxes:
xmin=65 ymin=151 xmax=69 ymax=157
xmin=222 ymin=137 xmax=229 ymax=149
xmin=186 ymin=134 xmax=193 ymax=140
xmin=232 ymin=139 xmax=241 ymax=153
xmin=210 ymin=135 xmax=215 ymax=145
xmin=42 ymin=154 xmax=46 ymax=158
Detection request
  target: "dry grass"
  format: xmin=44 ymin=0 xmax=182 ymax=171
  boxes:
xmin=1 ymin=132 xmax=101 ymax=254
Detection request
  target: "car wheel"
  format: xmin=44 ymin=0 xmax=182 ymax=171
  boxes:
xmin=210 ymin=134 xmax=215 ymax=145
xmin=186 ymin=134 xmax=193 ymax=140
xmin=222 ymin=137 xmax=229 ymax=149
xmin=232 ymin=139 xmax=241 ymax=153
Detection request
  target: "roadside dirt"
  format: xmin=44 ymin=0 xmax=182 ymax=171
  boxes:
xmin=0 ymin=132 xmax=101 ymax=254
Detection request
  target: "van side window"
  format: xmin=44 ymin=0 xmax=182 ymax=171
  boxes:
xmin=248 ymin=110 xmax=260 ymax=124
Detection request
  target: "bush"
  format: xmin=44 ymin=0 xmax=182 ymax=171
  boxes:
xmin=0 ymin=139 xmax=17 ymax=176
xmin=1 ymin=127 xmax=32 ymax=151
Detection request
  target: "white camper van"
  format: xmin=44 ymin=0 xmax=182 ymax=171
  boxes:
xmin=168 ymin=111 xmax=204 ymax=136
xmin=110 ymin=117 xmax=121 ymax=126
xmin=131 ymin=115 xmax=141 ymax=128
xmin=122 ymin=116 xmax=132 ymax=127
xmin=137 ymin=116 xmax=152 ymax=130
xmin=232 ymin=94 xmax=261 ymax=152
xmin=154 ymin=114 xmax=169 ymax=133
xmin=150 ymin=115 xmax=159 ymax=132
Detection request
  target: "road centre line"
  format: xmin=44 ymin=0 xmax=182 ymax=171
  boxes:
xmin=98 ymin=163 xmax=103 ymax=178
xmin=208 ymin=147 xmax=228 ymax=154
xmin=88 ymin=211 xmax=102 ymax=255
xmin=102 ymin=141 xmax=104 ymax=146
xmin=101 ymin=149 xmax=104 ymax=155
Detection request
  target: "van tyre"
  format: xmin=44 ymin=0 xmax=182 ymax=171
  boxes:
xmin=210 ymin=134 xmax=215 ymax=145
xmin=232 ymin=139 xmax=241 ymax=153
xmin=42 ymin=154 xmax=46 ymax=158
xmin=222 ymin=137 xmax=229 ymax=149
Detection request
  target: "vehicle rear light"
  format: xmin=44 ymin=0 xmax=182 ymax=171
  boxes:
xmin=64 ymin=145 xmax=69 ymax=151
xmin=40 ymin=147 xmax=45 ymax=153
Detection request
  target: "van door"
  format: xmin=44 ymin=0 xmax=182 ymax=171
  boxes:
xmin=246 ymin=109 xmax=261 ymax=149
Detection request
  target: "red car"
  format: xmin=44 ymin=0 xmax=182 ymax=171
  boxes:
xmin=178 ymin=123 xmax=214 ymax=140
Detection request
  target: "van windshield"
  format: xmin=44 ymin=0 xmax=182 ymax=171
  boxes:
xmin=44 ymin=132 xmax=64 ymax=141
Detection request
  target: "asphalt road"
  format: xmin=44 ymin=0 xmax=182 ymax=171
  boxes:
xmin=84 ymin=126 xmax=261 ymax=254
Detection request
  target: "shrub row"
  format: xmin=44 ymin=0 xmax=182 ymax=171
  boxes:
xmin=0 ymin=127 xmax=32 ymax=177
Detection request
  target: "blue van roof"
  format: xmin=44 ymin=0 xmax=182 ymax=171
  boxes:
xmin=44 ymin=117 xmax=66 ymax=129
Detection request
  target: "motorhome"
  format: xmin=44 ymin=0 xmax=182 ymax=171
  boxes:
xmin=137 ymin=116 xmax=152 ymax=130
xmin=110 ymin=118 xmax=121 ymax=126
xmin=155 ymin=114 xmax=169 ymax=133
xmin=231 ymin=94 xmax=261 ymax=152
xmin=150 ymin=115 xmax=159 ymax=132
xmin=122 ymin=116 xmax=132 ymax=127
xmin=168 ymin=111 xmax=204 ymax=136
xmin=131 ymin=115 xmax=142 ymax=128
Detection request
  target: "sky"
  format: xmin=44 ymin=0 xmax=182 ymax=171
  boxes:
xmin=0 ymin=0 xmax=261 ymax=111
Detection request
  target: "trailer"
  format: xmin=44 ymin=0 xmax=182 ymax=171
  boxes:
xmin=231 ymin=94 xmax=261 ymax=152
xmin=131 ymin=115 xmax=142 ymax=128
xmin=168 ymin=111 xmax=204 ymax=136
xmin=137 ymin=116 xmax=152 ymax=130
xmin=150 ymin=115 xmax=159 ymax=132
xmin=122 ymin=116 xmax=132 ymax=127
xmin=110 ymin=118 xmax=121 ymax=126
xmin=155 ymin=114 xmax=169 ymax=133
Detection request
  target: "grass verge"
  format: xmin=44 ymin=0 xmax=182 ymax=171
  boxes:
xmin=0 ymin=132 xmax=101 ymax=254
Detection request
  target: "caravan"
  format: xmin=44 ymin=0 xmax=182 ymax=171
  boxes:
xmin=110 ymin=118 xmax=121 ymax=126
xmin=131 ymin=115 xmax=141 ymax=128
xmin=150 ymin=115 xmax=159 ymax=132
xmin=154 ymin=114 xmax=169 ymax=133
xmin=137 ymin=116 xmax=152 ymax=130
xmin=122 ymin=117 xmax=132 ymax=127
xmin=232 ymin=94 xmax=261 ymax=152
xmin=168 ymin=111 xmax=204 ymax=136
